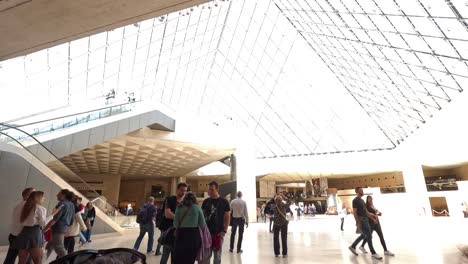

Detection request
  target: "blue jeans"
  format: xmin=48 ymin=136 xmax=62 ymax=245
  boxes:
xmin=133 ymin=223 xmax=154 ymax=253
xmin=79 ymin=231 xmax=87 ymax=243
xmin=84 ymin=227 xmax=93 ymax=241
xmin=202 ymin=237 xmax=223 ymax=264
xmin=351 ymin=217 xmax=376 ymax=254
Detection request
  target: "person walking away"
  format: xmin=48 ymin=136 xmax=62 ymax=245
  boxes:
xmin=359 ymin=196 xmax=395 ymax=256
xmin=339 ymin=205 xmax=347 ymax=231
xmin=265 ymin=197 xmax=275 ymax=232
xmin=4 ymin=187 xmax=35 ymax=264
xmin=311 ymin=204 xmax=316 ymax=216
xmin=348 ymin=187 xmax=382 ymax=260
xmin=202 ymin=181 xmax=230 ymax=264
xmin=13 ymin=191 xmax=49 ymax=264
xmin=133 ymin=197 xmax=157 ymax=253
xmin=229 ymin=191 xmax=249 ymax=253
xmin=44 ymin=189 xmax=75 ymax=259
xmin=158 ymin=182 xmax=188 ymax=263
xmin=64 ymin=196 xmax=87 ymax=254
xmin=272 ymin=193 xmax=290 ymax=258
xmin=173 ymin=192 xmax=206 ymax=264
xmin=83 ymin=202 xmax=96 ymax=242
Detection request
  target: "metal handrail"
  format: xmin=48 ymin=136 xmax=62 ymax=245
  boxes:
xmin=0 ymin=125 xmax=124 ymax=221
xmin=2 ymin=100 xmax=141 ymax=129
xmin=0 ymin=101 xmax=140 ymax=142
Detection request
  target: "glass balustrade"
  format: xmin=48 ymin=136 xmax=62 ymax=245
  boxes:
xmin=0 ymin=125 xmax=136 ymax=228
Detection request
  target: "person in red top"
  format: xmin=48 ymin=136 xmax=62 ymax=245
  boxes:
xmin=74 ymin=197 xmax=87 ymax=245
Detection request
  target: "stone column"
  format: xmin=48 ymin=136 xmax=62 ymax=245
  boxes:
xmin=178 ymin=176 xmax=187 ymax=183
xmin=402 ymin=164 xmax=431 ymax=217
xmin=230 ymin=154 xmax=237 ymax=181
xmin=171 ymin=177 xmax=178 ymax=196
xmin=235 ymin=146 xmax=257 ymax=223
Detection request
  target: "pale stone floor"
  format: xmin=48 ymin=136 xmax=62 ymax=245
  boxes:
xmin=1 ymin=215 xmax=467 ymax=263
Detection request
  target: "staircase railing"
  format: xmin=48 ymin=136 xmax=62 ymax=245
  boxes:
xmin=0 ymin=124 xmax=132 ymax=227
xmin=0 ymin=101 xmax=139 ymax=141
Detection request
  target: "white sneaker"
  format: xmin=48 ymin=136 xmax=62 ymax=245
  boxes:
xmin=372 ymin=253 xmax=383 ymax=260
xmin=348 ymin=246 xmax=358 ymax=256
xmin=359 ymin=246 xmax=368 ymax=253
xmin=384 ymin=250 xmax=395 ymax=256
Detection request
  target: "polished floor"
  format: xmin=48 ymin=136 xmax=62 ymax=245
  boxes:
xmin=1 ymin=215 xmax=467 ymax=263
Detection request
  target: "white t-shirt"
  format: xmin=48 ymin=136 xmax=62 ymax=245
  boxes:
xmin=338 ymin=208 xmax=347 ymax=218
xmin=20 ymin=205 xmax=47 ymax=228
xmin=10 ymin=200 xmax=25 ymax=236
xmin=231 ymin=198 xmax=249 ymax=222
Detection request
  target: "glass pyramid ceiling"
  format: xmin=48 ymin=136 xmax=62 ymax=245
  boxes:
xmin=1 ymin=0 xmax=467 ymax=158
xmin=275 ymin=0 xmax=468 ymax=146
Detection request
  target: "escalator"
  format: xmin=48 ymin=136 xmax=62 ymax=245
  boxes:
xmin=0 ymin=124 xmax=130 ymax=232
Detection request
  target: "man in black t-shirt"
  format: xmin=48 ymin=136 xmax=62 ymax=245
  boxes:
xmin=348 ymin=187 xmax=382 ymax=260
xmin=156 ymin=182 xmax=188 ymax=263
xmin=202 ymin=181 xmax=230 ymax=264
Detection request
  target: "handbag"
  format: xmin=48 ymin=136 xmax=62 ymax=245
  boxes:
xmin=44 ymin=229 xmax=52 ymax=242
xmin=85 ymin=219 xmax=91 ymax=229
xmin=158 ymin=205 xmax=192 ymax=249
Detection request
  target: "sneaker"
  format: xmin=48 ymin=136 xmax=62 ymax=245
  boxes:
xmin=372 ymin=253 xmax=383 ymax=260
xmin=348 ymin=246 xmax=358 ymax=256
xmin=384 ymin=250 xmax=395 ymax=256
xmin=359 ymin=246 xmax=368 ymax=253
xmin=229 ymin=249 xmax=233 ymax=253
xmin=146 ymin=250 xmax=154 ymax=254
xmin=237 ymin=250 xmax=243 ymax=253
xmin=275 ymin=255 xmax=280 ymax=257
xmin=155 ymin=252 xmax=162 ymax=256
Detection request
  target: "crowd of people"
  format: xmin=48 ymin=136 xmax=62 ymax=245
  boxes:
xmin=260 ymin=188 xmax=396 ymax=261
xmin=4 ymin=183 xmax=398 ymax=263
xmin=4 ymin=187 xmax=96 ymax=264
xmin=132 ymin=181 xmax=245 ymax=264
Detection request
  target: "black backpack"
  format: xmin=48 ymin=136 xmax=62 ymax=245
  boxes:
xmin=136 ymin=205 xmax=149 ymax=225
xmin=155 ymin=207 xmax=164 ymax=228
xmin=264 ymin=200 xmax=273 ymax=215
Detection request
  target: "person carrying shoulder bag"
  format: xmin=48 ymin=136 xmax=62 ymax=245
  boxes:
xmin=272 ymin=192 xmax=290 ymax=258
xmin=159 ymin=192 xmax=206 ymax=264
